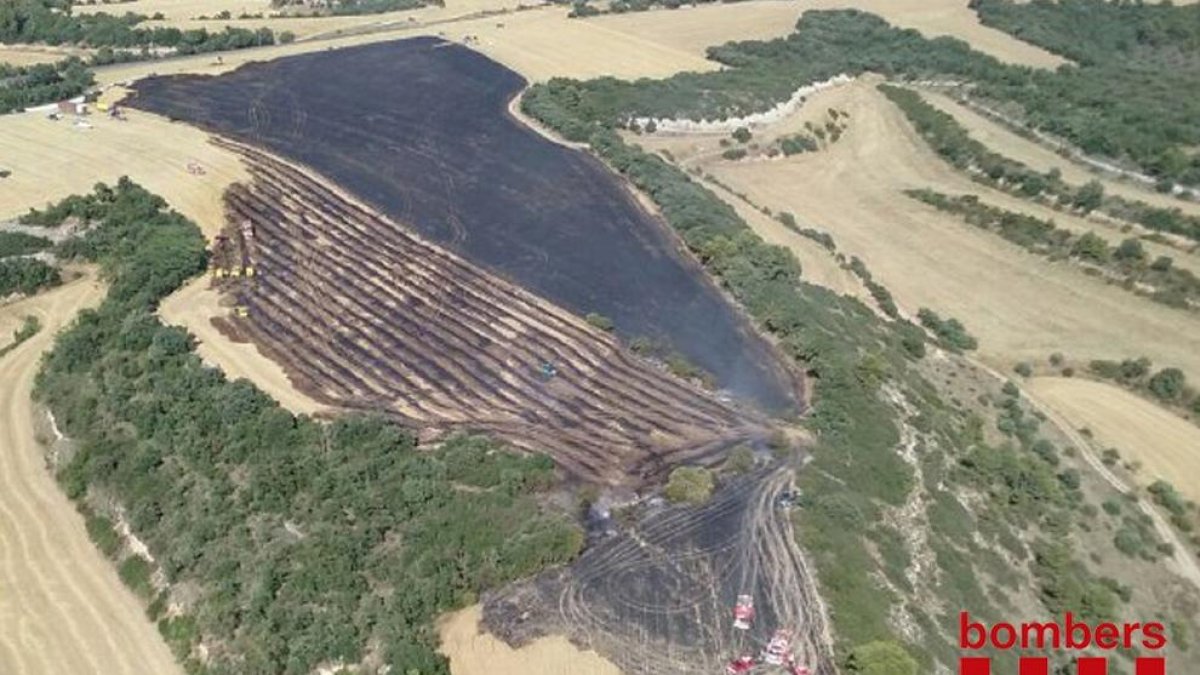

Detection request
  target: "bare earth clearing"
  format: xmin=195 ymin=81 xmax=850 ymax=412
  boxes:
xmin=439 ymin=605 xmax=621 ymax=675
xmin=681 ymin=78 xmax=1200 ymax=381
xmin=1028 ymin=377 xmax=1200 ymax=503
xmin=0 ymin=272 xmax=181 ymax=675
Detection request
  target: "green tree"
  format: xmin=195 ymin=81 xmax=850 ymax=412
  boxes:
xmin=1074 ymin=180 xmax=1105 ymax=213
xmin=732 ymin=126 xmax=752 ymax=144
xmin=846 ymin=641 xmax=918 ymax=675
xmin=664 ymin=466 xmax=715 ymax=504
xmin=1071 ymin=232 xmax=1110 ymax=263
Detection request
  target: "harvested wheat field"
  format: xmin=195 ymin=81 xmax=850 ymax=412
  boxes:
xmin=642 ymin=81 xmax=1200 ymax=274
xmin=584 ymin=1 xmax=804 ymax=57
xmin=700 ymin=78 xmax=1200 ymax=381
xmin=917 ymin=89 xmax=1200 ymax=220
xmin=88 ymin=0 xmax=1065 ymax=87
xmin=74 ymin=0 xmax=273 ymax=21
xmin=794 ymin=0 xmax=1065 ymax=68
xmin=0 ymin=272 xmax=181 ymax=675
xmin=0 ymin=106 xmax=247 ymax=237
xmin=1028 ymin=377 xmax=1200 ymax=502
xmin=0 ymin=45 xmax=89 ymax=66
xmin=440 ymin=605 xmax=621 ymax=675
xmin=130 ymin=0 xmax=535 ymax=41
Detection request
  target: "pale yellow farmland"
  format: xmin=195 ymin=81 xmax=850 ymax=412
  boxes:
xmin=918 ymin=89 xmax=1200 ymax=220
xmin=0 ymin=45 xmax=90 ymax=67
xmin=85 ymin=0 xmax=1066 ymax=85
xmin=440 ymin=605 xmax=622 ymax=675
xmin=0 ymin=104 xmax=247 ymax=238
xmin=1028 ymin=377 xmax=1200 ymax=502
xmin=0 ymin=272 xmax=183 ymax=675
xmin=585 ymin=1 xmax=804 ymax=56
xmin=694 ymin=78 xmax=1200 ymax=381
xmin=798 ymin=0 xmax=1065 ymax=68
xmin=74 ymin=0 xmax=273 ymax=20
xmin=159 ymin=275 xmax=331 ymax=416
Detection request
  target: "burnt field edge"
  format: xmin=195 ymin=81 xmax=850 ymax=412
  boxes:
xmin=124 ymin=37 xmax=803 ymax=415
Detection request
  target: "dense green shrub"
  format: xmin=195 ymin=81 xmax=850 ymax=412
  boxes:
xmin=0 ymin=257 xmax=61 ymax=297
xmin=0 ymin=231 xmax=53 ymax=258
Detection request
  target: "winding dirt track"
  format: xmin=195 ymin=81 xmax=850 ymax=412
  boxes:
xmin=519 ymin=468 xmax=834 ymax=674
xmin=0 ymin=273 xmax=181 ymax=675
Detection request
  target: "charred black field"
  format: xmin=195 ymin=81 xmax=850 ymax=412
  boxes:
xmin=483 ymin=468 xmax=835 ymax=674
xmin=129 ymin=37 xmax=800 ymax=414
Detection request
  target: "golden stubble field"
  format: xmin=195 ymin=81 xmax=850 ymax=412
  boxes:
xmin=439 ymin=605 xmax=621 ymax=675
xmin=0 ymin=271 xmax=183 ymax=675
xmin=917 ymin=89 xmax=1200 ymax=221
xmin=672 ymin=78 xmax=1200 ymax=382
xmin=79 ymin=0 xmax=1065 ymax=87
xmin=1028 ymin=377 xmax=1200 ymax=502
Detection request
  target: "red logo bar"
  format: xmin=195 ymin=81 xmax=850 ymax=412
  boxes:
xmin=961 ymin=657 xmax=991 ymax=675
xmin=1137 ymin=657 xmax=1165 ymax=675
xmin=1020 ymin=657 xmax=1048 ymax=675
xmin=962 ymin=657 xmax=1166 ymax=673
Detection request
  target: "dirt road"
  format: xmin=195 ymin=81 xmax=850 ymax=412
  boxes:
xmin=958 ymin=354 xmax=1200 ymax=591
xmin=0 ymin=274 xmax=182 ymax=675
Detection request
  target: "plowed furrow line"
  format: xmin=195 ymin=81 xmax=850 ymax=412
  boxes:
xmin=238 ymin=157 xmax=738 ymax=421
xmin=234 ymin=184 xmax=728 ymax=437
xmin=239 ymin=182 xmax=739 ymax=430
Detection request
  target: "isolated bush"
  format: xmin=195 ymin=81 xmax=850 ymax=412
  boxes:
xmin=664 ymin=466 xmax=715 ymax=504
xmin=1014 ymin=362 xmax=1033 ymax=377
xmin=846 ymin=641 xmax=917 ymax=675
xmin=1148 ymin=367 xmax=1186 ymax=401
xmin=732 ymin=126 xmax=752 ymax=144
xmin=585 ymin=312 xmax=614 ymax=331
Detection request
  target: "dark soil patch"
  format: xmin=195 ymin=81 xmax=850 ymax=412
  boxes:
xmin=129 ymin=37 xmax=800 ymax=414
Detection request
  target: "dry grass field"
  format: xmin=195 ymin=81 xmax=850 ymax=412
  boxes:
xmin=74 ymin=0 xmax=273 ymax=20
xmin=686 ymin=78 xmax=1200 ymax=381
xmin=159 ymin=275 xmax=331 ymax=416
xmin=0 ymin=45 xmax=90 ymax=66
xmin=0 ymin=104 xmax=247 ymax=237
xmin=641 ymin=83 xmax=1200 ymax=274
xmin=0 ymin=272 xmax=182 ymax=675
xmin=917 ymin=89 xmax=1200 ymax=219
xmin=798 ymin=0 xmax=1065 ymax=68
xmin=85 ymin=0 xmax=1066 ymax=85
xmin=440 ymin=605 xmax=621 ymax=675
xmin=1028 ymin=377 xmax=1200 ymax=502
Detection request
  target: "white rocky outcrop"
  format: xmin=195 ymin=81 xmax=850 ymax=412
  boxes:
xmin=633 ymin=74 xmax=854 ymax=134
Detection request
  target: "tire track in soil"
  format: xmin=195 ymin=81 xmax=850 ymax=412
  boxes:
xmin=485 ymin=467 xmax=836 ymax=675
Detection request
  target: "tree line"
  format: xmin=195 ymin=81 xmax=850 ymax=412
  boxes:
xmin=31 ymin=179 xmax=583 ymax=673
xmin=907 ymin=189 xmax=1200 ymax=312
xmin=878 ymin=84 xmax=1200 ymax=243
